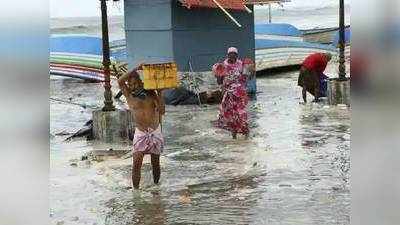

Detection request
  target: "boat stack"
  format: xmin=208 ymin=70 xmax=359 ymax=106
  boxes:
xmin=50 ymin=36 xmax=128 ymax=82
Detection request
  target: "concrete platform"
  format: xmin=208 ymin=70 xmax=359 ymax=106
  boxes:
xmin=327 ymin=78 xmax=350 ymax=106
xmin=92 ymin=109 xmax=134 ymax=143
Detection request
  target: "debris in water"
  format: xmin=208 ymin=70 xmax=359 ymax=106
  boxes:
xmin=55 ymin=130 xmax=72 ymax=136
xmin=64 ymin=120 xmax=93 ymax=142
xmin=71 ymin=216 xmax=79 ymax=221
xmin=86 ymin=150 xmax=130 ymax=162
xmin=179 ymin=190 xmax=192 ymax=204
xmin=179 ymin=195 xmax=191 ymax=204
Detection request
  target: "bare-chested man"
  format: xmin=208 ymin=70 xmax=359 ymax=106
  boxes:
xmin=118 ymin=65 xmax=165 ymax=189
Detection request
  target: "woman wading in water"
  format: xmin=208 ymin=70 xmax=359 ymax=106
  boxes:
xmin=213 ymin=47 xmax=250 ymax=139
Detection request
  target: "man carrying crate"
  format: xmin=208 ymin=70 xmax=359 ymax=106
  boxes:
xmin=118 ymin=65 xmax=165 ymax=190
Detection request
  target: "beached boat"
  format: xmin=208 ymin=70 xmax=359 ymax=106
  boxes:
xmin=255 ymin=23 xmax=338 ymax=72
xmin=301 ymin=25 xmax=350 ymax=44
xmin=332 ymin=26 xmax=351 ymax=60
xmin=50 ymin=24 xmax=348 ymax=81
xmin=49 ymin=35 xmax=126 ymax=81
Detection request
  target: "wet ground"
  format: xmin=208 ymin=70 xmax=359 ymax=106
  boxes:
xmin=50 ymin=69 xmax=350 ymax=225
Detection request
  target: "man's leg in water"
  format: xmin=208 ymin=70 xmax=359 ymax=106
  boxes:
xmin=132 ymin=152 xmax=144 ymax=189
xmin=299 ymin=68 xmax=307 ymax=103
xmin=302 ymin=86 xmax=307 ymax=103
xmin=312 ymin=71 xmax=320 ymax=102
xmin=151 ymin=154 xmax=161 ymax=184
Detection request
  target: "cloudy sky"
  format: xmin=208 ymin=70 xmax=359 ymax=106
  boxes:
xmin=50 ymin=0 xmax=349 ymax=18
xmin=50 ymin=0 xmax=124 ymax=18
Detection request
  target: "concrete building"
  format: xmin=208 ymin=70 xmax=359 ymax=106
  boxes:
xmin=123 ymin=0 xmax=255 ymax=72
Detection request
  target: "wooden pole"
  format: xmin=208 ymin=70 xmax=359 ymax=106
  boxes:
xmin=244 ymin=5 xmax=253 ymax=13
xmin=100 ymin=0 xmax=115 ymax=111
xmin=268 ymin=3 xmax=272 ymax=23
xmin=212 ymin=0 xmax=242 ymax=27
xmin=338 ymin=0 xmax=347 ymax=80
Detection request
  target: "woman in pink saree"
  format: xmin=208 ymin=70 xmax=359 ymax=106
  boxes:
xmin=213 ymin=47 xmax=249 ymax=139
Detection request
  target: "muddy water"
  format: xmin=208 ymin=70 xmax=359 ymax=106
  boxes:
xmin=50 ymin=70 xmax=350 ymax=225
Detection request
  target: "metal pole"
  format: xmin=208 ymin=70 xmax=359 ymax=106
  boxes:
xmin=338 ymin=0 xmax=347 ymax=80
xmin=268 ymin=3 xmax=272 ymax=23
xmin=100 ymin=0 xmax=115 ymax=111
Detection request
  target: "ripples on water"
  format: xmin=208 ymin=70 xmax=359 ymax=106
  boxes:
xmin=50 ymin=71 xmax=350 ymax=225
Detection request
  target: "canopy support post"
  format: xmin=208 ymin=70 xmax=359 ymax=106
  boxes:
xmin=211 ymin=0 xmax=242 ymax=27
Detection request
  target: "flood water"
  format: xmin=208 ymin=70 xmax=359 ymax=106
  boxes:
xmin=50 ymin=69 xmax=350 ymax=225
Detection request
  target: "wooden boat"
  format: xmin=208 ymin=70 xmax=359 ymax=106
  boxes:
xmin=49 ymin=35 xmax=126 ymax=81
xmin=255 ymin=23 xmax=338 ymax=72
xmin=301 ymin=25 xmax=350 ymax=44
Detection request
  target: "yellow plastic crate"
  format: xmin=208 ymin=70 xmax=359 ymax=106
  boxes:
xmin=142 ymin=63 xmax=179 ymax=90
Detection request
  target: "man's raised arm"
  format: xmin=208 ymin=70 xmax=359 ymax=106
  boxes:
xmin=118 ymin=71 xmax=132 ymax=98
xmin=118 ymin=65 xmax=141 ymax=99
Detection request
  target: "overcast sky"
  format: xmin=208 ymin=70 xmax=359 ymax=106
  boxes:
xmin=50 ymin=0 xmax=124 ymax=18
xmin=50 ymin=0 xmax=349 ymax=18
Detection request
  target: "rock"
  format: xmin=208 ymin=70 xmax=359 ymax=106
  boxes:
xmin=237 ymin=196 xmax=245 ymax=201
xmin=71 ymin=216 xmax=79 ymax=221
xmin=56 ymin=221 xmax=64 ymax=225
xmin=179 ymin=190 xmax=192 ymax=204
xmin=70 ymin=163 xmax=78 ymax=167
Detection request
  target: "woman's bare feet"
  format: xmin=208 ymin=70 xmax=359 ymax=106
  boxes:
xmin=232 ymin=132 xmax=237 ymax=139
